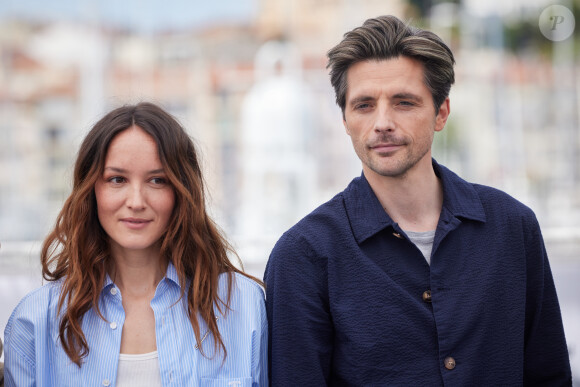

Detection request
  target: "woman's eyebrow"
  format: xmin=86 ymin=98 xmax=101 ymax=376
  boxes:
xmin=103 ymin=166 xmax=165 ymax=174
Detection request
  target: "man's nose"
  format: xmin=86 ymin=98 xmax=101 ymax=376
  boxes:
xmin=374 ymin=105 xmax=395 ymax=132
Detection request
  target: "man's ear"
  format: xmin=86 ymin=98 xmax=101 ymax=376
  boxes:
xmin=435 ymin=97 xmax=450 ymax=132
xmin=343 ymin=118 xmax=351 ymax=135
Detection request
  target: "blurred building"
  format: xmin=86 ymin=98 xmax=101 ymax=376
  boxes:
xmin=0 ymin=0 xmax=578 ymax=262
xmin=0 ymin=0 xmax=405 ymax=258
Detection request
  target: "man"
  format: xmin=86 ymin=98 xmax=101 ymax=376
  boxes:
xmin=264 ymin=15 xmax=572 ymax=386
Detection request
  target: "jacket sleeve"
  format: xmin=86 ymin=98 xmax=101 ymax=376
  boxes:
xmin=264 ymin=232 xmax=333 ymax=386
xmin=523 ymin=215 xmax=572 ymax=386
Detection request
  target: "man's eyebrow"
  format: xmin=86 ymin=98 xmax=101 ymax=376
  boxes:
xmin=392 ymin=92 xmax=423 ymax=101
xmin=348 ymin=95 xmax=375 ymax=106
xmin=348 ymin=93 xmax=423 ymax=106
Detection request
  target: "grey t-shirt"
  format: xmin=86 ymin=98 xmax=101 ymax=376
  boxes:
xmin=404 ymin=230 xmax=436 ymax=265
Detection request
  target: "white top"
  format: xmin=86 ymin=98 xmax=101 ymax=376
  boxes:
xmin=116 ymin=351 xmax=162 ymax=387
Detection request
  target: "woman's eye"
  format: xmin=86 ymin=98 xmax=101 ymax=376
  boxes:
xmin=108 ymin=176 xmax=125 ymax=184
xmin=151 ymin=177 xmax=168 ymax=185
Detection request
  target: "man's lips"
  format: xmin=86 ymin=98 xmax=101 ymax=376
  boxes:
xmin=370 ymin=143 xmax=403 ymax=152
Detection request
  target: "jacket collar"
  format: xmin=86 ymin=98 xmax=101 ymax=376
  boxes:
xmin=345 ymin=159 xmax=486 ymax=244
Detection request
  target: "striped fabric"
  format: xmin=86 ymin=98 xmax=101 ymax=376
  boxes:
xmin=4 ymin=263 xmax=268 ymax=386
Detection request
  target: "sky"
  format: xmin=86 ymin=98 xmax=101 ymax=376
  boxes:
xmin=0 ymin=0 xmax=258 ymax=32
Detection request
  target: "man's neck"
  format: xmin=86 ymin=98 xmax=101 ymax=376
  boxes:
xmin=364 ymin=160 xmax=443 ymax=232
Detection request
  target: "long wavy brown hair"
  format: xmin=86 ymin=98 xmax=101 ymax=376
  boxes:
xmin=41 ymin=102 xmax=260 ymax=366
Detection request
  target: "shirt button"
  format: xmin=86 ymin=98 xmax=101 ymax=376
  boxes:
xmin=110 ymin=322 xmax=117 ymax=330
xmin=393 ymin=232 xmax=404 ymax=239
xmin=103 ymin=379 xmax=111 ymax=386
xmin=444 ymin=356 xmax=456 ymax=370
xmin=110 ymin=287 xmax=118 ymax=295
xmin=422 ymin=290 xmax=432 ymax=303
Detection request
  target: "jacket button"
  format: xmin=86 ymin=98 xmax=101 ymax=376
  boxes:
xmin=444 ymin=357 xmax=456 ymax=370
xmin=422 ymin=290 xmax=432 ymax=303
xmin=392 ymin=232 xmax=404 ymax=239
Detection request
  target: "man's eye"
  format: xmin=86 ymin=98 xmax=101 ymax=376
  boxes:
xmin=355 ymin=103 xmax=371 ymax=110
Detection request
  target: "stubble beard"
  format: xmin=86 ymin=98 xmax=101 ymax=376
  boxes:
xmin=360 ymin=133 xmax=433 ymax=179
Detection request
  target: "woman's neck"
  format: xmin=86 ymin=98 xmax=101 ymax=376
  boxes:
xmin=109 ymin=246 xmax=168 ymax=299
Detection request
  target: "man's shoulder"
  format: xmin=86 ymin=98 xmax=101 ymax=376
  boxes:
xmin=436 ymin=161 xmax=540 ymax=230
xmin=270 ymin=180 xmax=358 ymax=259
xmin=461 ymin=180 xmax=541 ymax=235
xmin=437 ymin=161 xmax=534 ymax=216
xmin=472 ymin=183 xmax=536 ymax=218
xmin=285 ymin=188 xmax=350 ymax=240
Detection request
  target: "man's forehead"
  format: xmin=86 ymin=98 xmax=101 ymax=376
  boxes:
xmin=344 ymin=58 xmax=428 ymax=99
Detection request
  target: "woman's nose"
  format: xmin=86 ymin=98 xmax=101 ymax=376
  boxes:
xmin=126 ymin=184 xmax=146 ymax=209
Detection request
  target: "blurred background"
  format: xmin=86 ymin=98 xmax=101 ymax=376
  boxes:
xmin=0 ymin=0 xmax=578 ymax=379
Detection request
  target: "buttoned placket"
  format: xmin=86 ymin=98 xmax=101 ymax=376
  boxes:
xmin=430 ymin=208 xmax=464 ymax=379
xmin=101 ymin=284 xmax=125 ymax=386
xmin=151 ymin=278 xmax=178 ymax=385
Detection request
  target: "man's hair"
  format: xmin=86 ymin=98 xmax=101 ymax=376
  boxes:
xmin=327 ymin=15 xmax=455 ymax=114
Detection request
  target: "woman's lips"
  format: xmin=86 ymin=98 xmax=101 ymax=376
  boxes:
xmin=120 ymin=218 xmax=152 ymax=230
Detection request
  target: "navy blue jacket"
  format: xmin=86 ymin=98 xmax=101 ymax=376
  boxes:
xmin=264 ymin=161 xmax=571 ymax=386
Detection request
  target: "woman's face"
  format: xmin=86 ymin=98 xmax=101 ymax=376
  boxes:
xmin=94 ymin=125 xmax=175 ymax=257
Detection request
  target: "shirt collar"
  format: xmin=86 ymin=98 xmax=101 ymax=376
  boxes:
xmin=344 ymin=159 xmax=486 ymax=244
xmin=433 ymin=160 xmax=486 ymax=224
xmin=102 ymin=260 xmax=182 ymax=291
xmin=164 ymin=260 xmax=181 ymax=287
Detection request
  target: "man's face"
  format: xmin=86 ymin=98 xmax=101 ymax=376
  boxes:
xmin=343 ymin=56 xmax=449 ymax=180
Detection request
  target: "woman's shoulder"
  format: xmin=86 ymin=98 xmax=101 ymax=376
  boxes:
xmin=216 ymin=272 xmax=265 ymax=312
xmin=227 ymin=272 xmax=264 ymax=297
xmin=4 ymin=281 xmax=63 ymax=365
xmin=5 ymin=281 xmax=62 ymax=336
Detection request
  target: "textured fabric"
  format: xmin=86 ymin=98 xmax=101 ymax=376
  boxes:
xmin=264 ymin=160 xmax=572 ymax=386
xmin=4 ymin=263 xmax=268 ymax=387
xmin=116 ymin=351 xmax=162 ymax=387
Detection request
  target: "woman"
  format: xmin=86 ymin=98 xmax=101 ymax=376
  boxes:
xmin=4 ymin=102 xmax=267 ymax=386
xmin=1 ymin=337 xmax=4 ymax=387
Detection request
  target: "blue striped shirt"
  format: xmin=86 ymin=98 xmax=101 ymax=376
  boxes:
xmin=4 ymin=262 xmax=268 ymax=386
